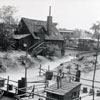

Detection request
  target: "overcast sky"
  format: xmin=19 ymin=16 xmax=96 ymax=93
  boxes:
xmin=0 ymin=0 xmax=100 ymax=31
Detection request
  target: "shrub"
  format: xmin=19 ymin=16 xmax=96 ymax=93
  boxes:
xmin=42 ymin=44 xmax=60 ymax=57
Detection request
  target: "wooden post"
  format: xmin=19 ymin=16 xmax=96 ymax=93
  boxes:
xmin=30 ymin=85 xmax=35 ymax=98
xmin=15 ymin=87 xmax=18 ymax=95
xmin=23 ymin=43 xmax=28 ymax=92
xmin=45 ymin=72 xmax=49 ymax=88
xmin=39 ymin=64 xmax=42 ymax=76
xmin=7 ymin=76 xmax=9 ymax=94
xmin=48 ymin=65 xmax=50 ymax=71
xmin=69 ymin=66 xmax=71 ymax=82
xmin=25 ymin=49 xmax=28 ymax=92
xmin=92 ymin=35 xmax=100 ymax=100
xmin=45 ymin=73 xmax=47 ymax=88
xmin=57 ymin=76 xmax=59 ymax=89
xmin=68 ymin=65 xmax=71 ymax=82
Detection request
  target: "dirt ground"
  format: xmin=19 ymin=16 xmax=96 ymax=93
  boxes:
xmin=0 ymin=50 xmax=100 ymax=100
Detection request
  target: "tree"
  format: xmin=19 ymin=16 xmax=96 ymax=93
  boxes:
xmin=90 ymin=21 xmax=100 ymax=100
xmin=0 ymin=5 xmax=18 ymax=51
xmin=42 ymin=44 xmax=59 ymax=57
xmin=90 ymin=21 xmax=100 ymax=39
xmin=0 ymin=5 xmax=18 ymax=24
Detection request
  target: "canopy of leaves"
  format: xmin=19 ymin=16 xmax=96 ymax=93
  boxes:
xmin=42 ymin=44 xmax=60 ymax=57
xmin=91 ymin=21 xmax=100 ymax=39
xmin=0 ymin=5 xmax=18 ymax=24
xmin=0 ymin=5 xmax=18 ymax=51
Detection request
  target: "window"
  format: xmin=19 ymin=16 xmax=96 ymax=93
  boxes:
xmin=72 ymin=91 xmax=79 ymax=99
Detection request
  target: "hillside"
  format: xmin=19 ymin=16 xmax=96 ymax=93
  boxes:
xmin=0 ymin=51 xmax=53 ymax=73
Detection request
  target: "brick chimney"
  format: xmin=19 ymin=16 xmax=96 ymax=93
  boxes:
xmin=47 ymin=6 xmax=52 ymax=35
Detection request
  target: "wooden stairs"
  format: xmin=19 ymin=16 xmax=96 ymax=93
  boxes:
xmin=28 ymin=41 xmax=46 ymax=57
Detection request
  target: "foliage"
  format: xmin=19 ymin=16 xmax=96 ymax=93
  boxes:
xmin=42 ymin=44 xmax=60 ymax=57
xmin=0 ymin=5 xmax=18 ymax=51
xmin=0 ymin=33 xmax=15 ymax=51
xmin=0 ymin=5 xmax=18 ymax=24
xmin=90 ymin=21 xmax=100 ymax=39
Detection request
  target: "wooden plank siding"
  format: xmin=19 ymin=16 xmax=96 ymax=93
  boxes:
xmin=45 ymin=80 xmax=81 ymax=100
xmin=45 ymin=81 xmax=81 ymax=96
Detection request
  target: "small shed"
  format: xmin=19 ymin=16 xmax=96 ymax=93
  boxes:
xmin=0 ymin=78 xmax=5 ymax=87
xmin=45 ymin=81 xmax=81 ymax=100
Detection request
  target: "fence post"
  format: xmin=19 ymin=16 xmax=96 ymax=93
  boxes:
xmin=7 ymin=76 xmax=9 ymax=95
xmin=39 ymin=64 xmax=42 ymax=76
xmin=32 ymin=85 xmax=35 ymax=98
xmin=48 ymin=65 xmax=50 ymax=71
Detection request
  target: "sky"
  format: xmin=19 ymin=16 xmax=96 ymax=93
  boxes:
xmin=0 ymin=0 xmax=100 ymax=31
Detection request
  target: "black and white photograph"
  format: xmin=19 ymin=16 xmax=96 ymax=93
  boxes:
xmin=0 ymin=0 xmax=100 ymax=100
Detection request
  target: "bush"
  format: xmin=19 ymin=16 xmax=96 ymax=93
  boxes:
xmin=42 ymin=44 xmax=60 ymax=57
xmin=0 ymin=28 xmax=16 ymax=51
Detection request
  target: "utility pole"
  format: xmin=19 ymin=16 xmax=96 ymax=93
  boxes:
xmin=23 ymin=43 xmax=28 ymax=92
xmin=25 ymin=49 xmax=28 ymax=89
xmin=92 ymin=34 xmax=100 ymax=100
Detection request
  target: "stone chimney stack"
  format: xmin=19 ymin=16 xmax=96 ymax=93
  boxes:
xmin=47 ymin=6 xmax=52 ymax=35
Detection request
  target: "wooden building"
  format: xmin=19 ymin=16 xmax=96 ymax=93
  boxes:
xmin=59 ymin=29 xmax=74 ymax=40
xmin=77 ymin=38 xmax=95 ymax=51
xmin=14 ymin=7 xmax=64 ymax=56
xmin=45 ymin=81 xmax=81 ymax=100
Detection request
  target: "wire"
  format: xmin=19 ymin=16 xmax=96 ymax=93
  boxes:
xmin=52 ymin=70 xmax=100 ymax=84
xmin=15 ymin=87 xmax=57 ymax=100
xmin=0 ymin=77 xmax=18 ymax=83
xmin=27 ymin=80 xmax=45 ymax=83
xmin=81 ymin=83 xmax=100 ymax=89
xmin=1 ymin=67 xmax=100 ymax=100
xmin=2 ymin=81 xmax=100 ymax=100
xmin=95 ymin=98 xmax=100 ymax=100
xmin=81 ymin=90 xmax=100 ymax=99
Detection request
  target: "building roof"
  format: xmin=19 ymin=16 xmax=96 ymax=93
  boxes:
xmin=21 ymin=17 xmax=64 ymax=41
xmin=79 ymin=37 xmax=93 ymax=40
xmin=45 ymin=80 xmax=81 ymax=96
xmin=59 ymin=29 xmax=74 ymax=33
